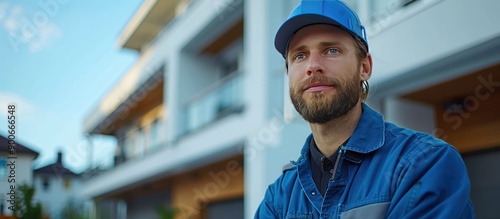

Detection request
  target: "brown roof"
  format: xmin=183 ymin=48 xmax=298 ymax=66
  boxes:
xmin=0 ymin=135 xmax=39 ymax=158
xmin=34 ymin=163 xmax=78 ymax=177
xmin=34 ymin=152 xmax=78 ymax=177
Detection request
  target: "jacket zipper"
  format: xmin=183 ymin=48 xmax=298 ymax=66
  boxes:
xmin=330 ymin=146 xmax=344 ymax=180
xmin=331 ymin=146 xmax=345 ymax=219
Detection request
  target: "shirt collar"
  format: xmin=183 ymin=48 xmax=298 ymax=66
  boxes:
xmin=309 ymin=138 xmax=340 ymax=172
xmin=298 ymin=103 xmax=385 ymax=163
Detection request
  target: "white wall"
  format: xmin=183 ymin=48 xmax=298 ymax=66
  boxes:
xmin=13 ymin=156 xmax=33 ymax=185
xmin=33 ymin=175 xmax=83 ymax=219
xmin=383 ymin=97 xmax=436 ymax=134
xmin=369 ymin=0 xmax=500 ymax=85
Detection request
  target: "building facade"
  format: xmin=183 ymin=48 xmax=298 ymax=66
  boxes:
xmin=33 ymin=152 xmax=83 ymax=219
xmin=81 ymin=0 xmax=500 ymax=218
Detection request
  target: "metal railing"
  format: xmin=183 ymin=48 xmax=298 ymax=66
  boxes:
xmin=184 ymin=72 xmax=244 ymax=133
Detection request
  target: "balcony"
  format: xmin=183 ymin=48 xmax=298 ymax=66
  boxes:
xmin=83 ymin=128 xmax=168 ymax=179
xmin=118 ymin=0 xmax=192 ymax=52
xmin=184 ymin=72 xmax=244 ymax=133
xmin=84 ymin=65 xmax=164 ymax=136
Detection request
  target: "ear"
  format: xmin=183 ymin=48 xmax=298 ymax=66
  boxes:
xmin=359 ymin=53 xmax=372 ymax=81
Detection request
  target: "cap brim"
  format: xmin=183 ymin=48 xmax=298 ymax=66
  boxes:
xmin=274 ymin=14 xmax=348 ymax=57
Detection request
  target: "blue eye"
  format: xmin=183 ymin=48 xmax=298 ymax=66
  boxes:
xmin=326 ymin=48 xmax=339 ymax=54
xmin=293 ymin=54 xmax=305 ymax=60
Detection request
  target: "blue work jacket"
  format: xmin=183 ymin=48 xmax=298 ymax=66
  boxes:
xmin=255 ymin=104 xmax=475 ymax=218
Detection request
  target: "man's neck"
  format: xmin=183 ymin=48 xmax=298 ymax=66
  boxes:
xmin=309 ymin=102 xmax=363 ymax=157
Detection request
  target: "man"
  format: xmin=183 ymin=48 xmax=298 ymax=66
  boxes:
xmin=255 ymin=0 xmax=475 ymax=218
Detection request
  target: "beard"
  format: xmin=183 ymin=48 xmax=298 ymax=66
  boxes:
xmin=290 ymin=73 xmax=360 ymax=124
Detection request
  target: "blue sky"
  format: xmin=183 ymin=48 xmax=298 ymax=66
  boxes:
xmin=0 ymin=0 xmax=143 ymax=173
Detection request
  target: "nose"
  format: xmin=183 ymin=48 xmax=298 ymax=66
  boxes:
xmin=306 ymin=52 xmax=325 ymax=76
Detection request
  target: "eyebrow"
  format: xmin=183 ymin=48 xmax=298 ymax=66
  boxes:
xmin=288 ymin=45 xmax=307 ymax=56
xmin=288 ymin=41 xmax=345 ymax=55
xmin=319 ymin=41 xmax=344 ymax=47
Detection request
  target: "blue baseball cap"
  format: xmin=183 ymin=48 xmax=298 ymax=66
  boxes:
xmin=274 ymin=0 xmax=368 ymax=57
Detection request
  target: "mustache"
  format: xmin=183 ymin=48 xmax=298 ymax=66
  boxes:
xmin=296 ymin=76 xmax=339 ymax=91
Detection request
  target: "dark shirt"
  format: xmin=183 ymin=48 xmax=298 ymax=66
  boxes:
xmin=309 ymin=139 xmax=341 ymax=196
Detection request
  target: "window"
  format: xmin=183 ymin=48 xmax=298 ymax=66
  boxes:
xmin=42 ymin=177 xmax=50 ymax=191
xmin=149 ymin=119 xmax=160 ymax=150
xmin=185 ymin=74 xmax=243 ymax=132
xmin=124 ymin=135 xmax=133 ymax=159
xmin=136 ymin=127 xmax=145 ymax=157
xmin=205 ymin=198 xmax=243 ymax=219
xmin=370 ymin=0 xmax=421 ymax=24
xmin=401 ymin=0 xmax=419 ymax=7
xmin=463 ymin=148 xmax=500 ymax=218
xmin=221 ymin=59 xmax=238 ymax=78
xmin=64 ymin=178 xmax=71 ymax=190
xmin=124 ymin=127 xmax=145 ymax=159
xmin=371 ymin=0 xmax=400 ymax=22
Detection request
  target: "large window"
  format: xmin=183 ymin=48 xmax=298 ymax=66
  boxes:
xmin=149 ymin=119 xmax=160 ymax=150
xmin=136 ymin=128 xmax=145 ymax=157
xmin=124 ymin=131 xmax=136 ymax=160
xmin=123 ymin=127 xmax=146 ymax=159
xmin=184 ymin=39 xmax=244 ymax=133
xmin=370 ymin=0 xmax=421 ymax=24
xmin=185 ymin=73 xmax=243 ymax=132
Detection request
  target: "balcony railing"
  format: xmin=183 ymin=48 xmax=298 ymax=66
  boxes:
xmin=184 ymin=72 xmax=244 ymax=133
xmin=82 ymin=123 xmax=168 ymax=178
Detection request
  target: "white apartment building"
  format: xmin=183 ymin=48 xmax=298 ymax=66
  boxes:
xmin=81 ymin=0 xmax=500 ymax=218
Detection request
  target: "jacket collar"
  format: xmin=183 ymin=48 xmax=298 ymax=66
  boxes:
xmin=297 ymin=103 xmax=385 ymax=163
xmin=344 ymin=103 xmax=385 ymax=153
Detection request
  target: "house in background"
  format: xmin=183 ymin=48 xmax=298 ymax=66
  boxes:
xmin=33 ymin=151 xmax=83 ymax=219
xmin=80 ymin=0 xmax=500 ymax=218
xmin=0 ymin=135 xmax=39 ymax=216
